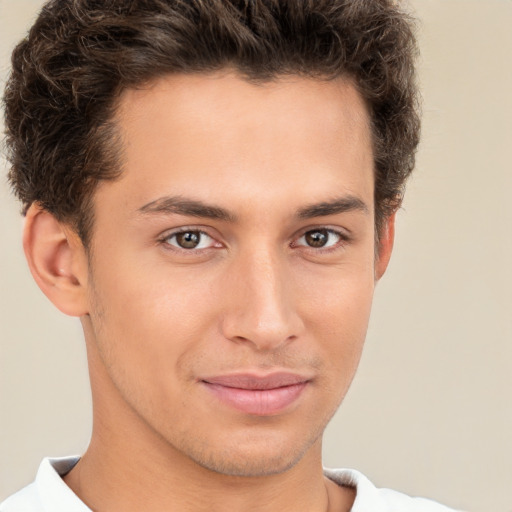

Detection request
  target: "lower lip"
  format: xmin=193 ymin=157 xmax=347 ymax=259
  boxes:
xmin=202 ymin=382 xmax=308 ymax=416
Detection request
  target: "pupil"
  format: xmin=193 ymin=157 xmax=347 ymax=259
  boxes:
xmin=177 ymin=231 xmax=200 ymax=249
xmin=305 ymin=230 xmax=328 ymax=247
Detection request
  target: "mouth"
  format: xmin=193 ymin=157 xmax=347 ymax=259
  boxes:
xmin=200 ymin=372 xmax=311 ymax=416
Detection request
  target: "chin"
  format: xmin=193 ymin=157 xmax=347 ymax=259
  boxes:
xmin=175 ymin=427 xmax=322 ymax=478
xmin=192 ymin=448 xmax=307 ymax=478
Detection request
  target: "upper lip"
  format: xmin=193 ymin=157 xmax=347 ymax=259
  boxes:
xmin=201 ymin=372 xmax=311 ymax=390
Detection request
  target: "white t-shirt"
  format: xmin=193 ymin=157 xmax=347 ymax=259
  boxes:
xmin=1 ymin=457 xmax=459 ymax=512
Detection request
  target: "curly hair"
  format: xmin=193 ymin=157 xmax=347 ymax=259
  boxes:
xmin=3 ymin=0 xmax=420 ymax=245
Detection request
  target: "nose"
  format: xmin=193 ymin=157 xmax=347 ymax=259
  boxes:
xmin=220 ymin=246 xmax=305 ymax=351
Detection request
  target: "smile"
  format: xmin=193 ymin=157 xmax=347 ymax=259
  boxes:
xmin=201 ymin=373 xmax=311 ymax=416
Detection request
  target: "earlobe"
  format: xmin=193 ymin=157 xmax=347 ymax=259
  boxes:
xmin=23 ymin=203 xmax=89 ymax=317
xmin=375 ymin=212 xmax=396 ymax=281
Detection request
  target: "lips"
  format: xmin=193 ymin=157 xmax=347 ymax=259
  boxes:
xmin=201 ymin=372 xmax=311 ymax=416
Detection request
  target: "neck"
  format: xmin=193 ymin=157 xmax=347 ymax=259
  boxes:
xmin=66 ymin=442 xmax=336 ymax=512
xmin=65 ymin=414 xmax=355 ymax=512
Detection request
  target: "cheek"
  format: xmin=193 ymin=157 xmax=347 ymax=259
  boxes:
xmin=87 ymin=257 xmax=219 ymax=384
xmin=297 ymin=265 xmax=375 ymax=381
xmin=299 ymin=261 xmax=375 ymax=334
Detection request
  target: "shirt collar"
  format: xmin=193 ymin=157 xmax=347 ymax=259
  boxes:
xmin=36 ymin=456 xmax=91 ymax=512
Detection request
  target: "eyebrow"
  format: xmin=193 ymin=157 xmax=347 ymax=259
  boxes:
xmin=137 ymin=194 xmax=369 ymax=222
xmin=138 ymin=196 xmax=236 ymax=222
xmin=296 ymin=196 xmax=369 ymax=219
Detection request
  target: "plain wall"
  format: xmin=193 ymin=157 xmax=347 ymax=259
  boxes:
xmin=1 ymin=1 xmax=511 ymax=511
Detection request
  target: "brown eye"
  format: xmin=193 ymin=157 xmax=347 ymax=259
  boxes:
xmin=163 ymin=230 xmax=217 ymax=250
xmin=175 ymin=231 xmax=201 ymax=249
xmin=304 ymin=229 xmax=329 ymax=248
xmin=294 ymin=228 xmax=343 ymax=250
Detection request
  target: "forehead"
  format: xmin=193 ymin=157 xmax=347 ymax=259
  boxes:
xmin=117 ymin=71 xmax=370 ymax=155
xmin=100 ymin=71 xmax=374 ymax=219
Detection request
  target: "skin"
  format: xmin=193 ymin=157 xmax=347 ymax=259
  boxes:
xmin=24 ymin=71 xmax=394 ymax=512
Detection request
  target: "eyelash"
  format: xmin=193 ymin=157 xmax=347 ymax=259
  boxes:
xmin=157 ymin=227 xmax=349 ymax=254
xmin=292 ymin=228 xmax=348 ymax=253
xmin=158 ymin=228 xmax=219 ymax=252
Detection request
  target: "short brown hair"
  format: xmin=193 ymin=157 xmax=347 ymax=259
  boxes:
xmin=3 ymin=0 xmax=420 ymax=245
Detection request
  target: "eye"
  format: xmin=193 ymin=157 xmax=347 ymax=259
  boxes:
xmin=161 ymin=230 xmax=219 ymax=250
xmin=294 ymin=228 xmax=344 ymax=249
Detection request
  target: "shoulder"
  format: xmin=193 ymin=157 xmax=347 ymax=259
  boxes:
xmin=1 ymin=483 xmax=42 ymax=512
xmin=1 ymin=456 xmax=86 ymax=512
xmin=324 ymin=468 xmax=461 ymax=512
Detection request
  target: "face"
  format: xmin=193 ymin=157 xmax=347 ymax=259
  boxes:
xmin=81 ymin=71 xmax=389 ymax=477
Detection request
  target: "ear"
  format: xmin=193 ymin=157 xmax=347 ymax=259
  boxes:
xmin=375 ymin=212 xmax=396 ymax=281
xmin=23 ymin=203 xmax=89 ymax=317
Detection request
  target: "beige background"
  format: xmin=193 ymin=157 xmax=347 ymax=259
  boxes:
xmin=1 ymin=1 xmax=511 ymax=510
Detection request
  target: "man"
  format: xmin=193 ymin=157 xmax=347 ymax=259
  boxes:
xmin=1 ymin=1 xmax=458 ymax=510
